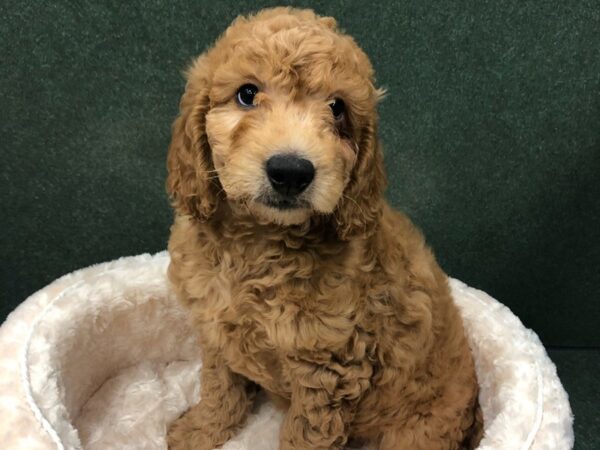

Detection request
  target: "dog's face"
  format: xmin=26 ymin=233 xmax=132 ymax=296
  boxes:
xmin=205 ymin=52 xmax=358 ymax=225
xmin=168 ymin=8 xmax=385 ymax=234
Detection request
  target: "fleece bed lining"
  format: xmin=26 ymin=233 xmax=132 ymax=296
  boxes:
xmin=0 ymin=252 xmax=573 ymax=449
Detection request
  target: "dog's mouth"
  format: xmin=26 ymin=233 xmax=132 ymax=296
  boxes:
xmin=241 ymin=192 xmax=315 ymax=225
xmin=258 ymin=195 xmax=310 ymax=211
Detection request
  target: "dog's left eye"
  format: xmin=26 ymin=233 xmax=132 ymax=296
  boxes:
xmin=237 ymin=84 xmax=259 ymax=107
xmin=329 ymin=98 xmax=345 ymax=119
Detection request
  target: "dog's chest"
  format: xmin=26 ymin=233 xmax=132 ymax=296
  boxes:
xmin=205 ymin=282 xmax=297 ymax=395
xmin=203 ymin=251 xmax=364 ymax=396
xmin=219 ymin=314 xmax=291 ymax=395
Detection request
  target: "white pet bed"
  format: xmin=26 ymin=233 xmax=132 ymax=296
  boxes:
xmin=0 ymin=252 xmax=573 ymax=450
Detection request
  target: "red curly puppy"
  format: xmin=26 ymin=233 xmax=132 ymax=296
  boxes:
xmin=166 ymin=7 xmax=482 ymax=450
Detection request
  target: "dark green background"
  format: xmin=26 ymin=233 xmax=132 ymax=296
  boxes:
xmin=1 ymin=1 xmax=598 ymax=447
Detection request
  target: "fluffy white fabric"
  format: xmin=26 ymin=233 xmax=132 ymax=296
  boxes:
xmin=0 ymin=252 xmax=573 ymax=450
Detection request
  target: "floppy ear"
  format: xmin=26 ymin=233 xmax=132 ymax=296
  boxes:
xmin=166 ymin=56 xmax=219 ymax=220
xmin=334 ymin=115 xmax=387 ymax=240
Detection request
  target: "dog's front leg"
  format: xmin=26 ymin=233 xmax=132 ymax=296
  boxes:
xmin=167 ymin=351 xmax=256 ymax=450
xmin=279 ymin=384 xmax=351 ymax=450
xmin=279 ymin=360 xmax=358 ymax=450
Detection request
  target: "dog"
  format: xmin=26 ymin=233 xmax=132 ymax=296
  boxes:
xmin=165 ymin=7 xmax=482 ymax=450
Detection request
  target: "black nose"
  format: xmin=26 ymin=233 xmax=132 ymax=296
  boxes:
xmin=266 ymin=154 xmax=315 ymax=197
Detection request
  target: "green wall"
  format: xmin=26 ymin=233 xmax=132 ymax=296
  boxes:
xmin=1 ymin=0 xmax=599 ymax=348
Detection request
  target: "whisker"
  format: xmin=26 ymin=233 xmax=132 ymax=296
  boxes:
xmin=199 ymin=168 xmax=220 ymax=175
xmin=342 ymin=193 xmax=369 ymax=234
xmin=214 ymin=186 xmax=227 ymax=198
xmin=342 ymin=194 xmax=365 ymax=217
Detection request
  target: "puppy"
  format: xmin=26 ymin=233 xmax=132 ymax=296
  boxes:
xmin=166 ymin=7 xmax=481 ymax=450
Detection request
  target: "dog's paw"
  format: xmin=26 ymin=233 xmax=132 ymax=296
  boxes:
xmin=167 ymin=416 xmax=210 ymax=450
xmin=167 ymin=412 xmax=240 ymax=450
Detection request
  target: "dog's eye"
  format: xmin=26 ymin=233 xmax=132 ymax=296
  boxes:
xmin=329 ymin=98 xmax=345 ymax=119
xmin=237 ymin=84 xmax=259 ymax=107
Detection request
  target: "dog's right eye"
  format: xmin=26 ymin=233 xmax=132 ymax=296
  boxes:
xmin=237 ymin=84 xmax=259 ymax=107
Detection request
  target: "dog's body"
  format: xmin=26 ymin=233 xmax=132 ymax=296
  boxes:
xmin=166 ymin=8 xmax=481 ymax=450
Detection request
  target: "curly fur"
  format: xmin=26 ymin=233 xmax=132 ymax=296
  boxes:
xmin=166 ymin=7 xmax=482 ymax=450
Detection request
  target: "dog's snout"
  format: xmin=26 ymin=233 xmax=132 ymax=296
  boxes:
xmin=266 ymin=154 xmax=315 ymax=197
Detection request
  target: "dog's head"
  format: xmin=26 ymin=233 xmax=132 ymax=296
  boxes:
xmin=167 ymin=7 xmax=386 ymax=238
